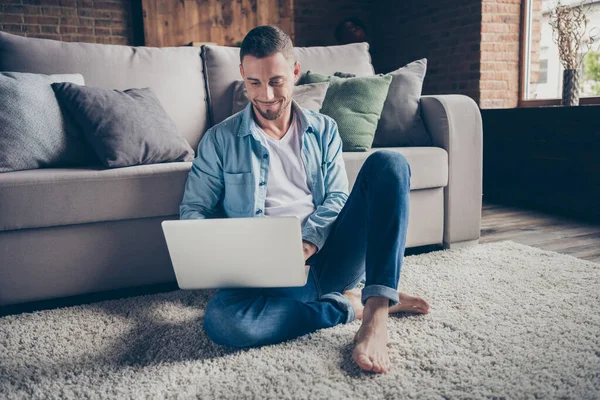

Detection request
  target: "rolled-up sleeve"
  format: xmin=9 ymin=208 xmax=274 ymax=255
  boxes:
xmin=301 ymin=119 xmax=349 ymax=251
xmin=179 ymin=129 xmax=224 ymax=220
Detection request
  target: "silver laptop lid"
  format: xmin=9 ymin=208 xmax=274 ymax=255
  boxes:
xmin=161 ymin=216 xmax=308 ymax=289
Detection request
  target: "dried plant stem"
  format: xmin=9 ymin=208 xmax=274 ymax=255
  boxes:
xmin=549 ymin=0 xmax=590 ymax=70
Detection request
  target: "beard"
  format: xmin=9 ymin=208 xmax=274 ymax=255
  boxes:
xmin=252 ymin=97 xmax=292 ymax=121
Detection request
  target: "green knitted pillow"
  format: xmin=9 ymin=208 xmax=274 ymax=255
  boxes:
xmin=304 ymin=71 xmax=392 ymax=152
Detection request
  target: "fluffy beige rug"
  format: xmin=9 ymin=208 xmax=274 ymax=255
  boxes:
xmin=1 ymin=241 xmax=599 ymax=399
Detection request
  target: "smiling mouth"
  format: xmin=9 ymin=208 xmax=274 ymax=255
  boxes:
xmin=257 ymin=100 xmax=281 ymax=107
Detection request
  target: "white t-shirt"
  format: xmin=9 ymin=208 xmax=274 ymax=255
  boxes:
xmin=258 ymin=113 xmax=316 ymax=227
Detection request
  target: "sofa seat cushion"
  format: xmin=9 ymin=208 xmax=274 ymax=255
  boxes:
xmin=0 ymin=162 xmax=192 ymax=232
xmin=0 ymin=147 xmax=447 ymax=232
xmin=343 ymin=147 xmax=448 ymax=191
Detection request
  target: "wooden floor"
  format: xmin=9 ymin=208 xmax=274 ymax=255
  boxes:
xmin=479 ymin=201 xmax=600 ymax=264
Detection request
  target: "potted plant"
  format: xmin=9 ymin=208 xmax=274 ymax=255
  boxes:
xmin=549 ymin=0 xmax=598 ymax=106
xmin=549 ymin=0 xmax=596 ymax=106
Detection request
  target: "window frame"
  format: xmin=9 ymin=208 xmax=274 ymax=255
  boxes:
xmin=519 ymin=0 xmax=600 ymax=107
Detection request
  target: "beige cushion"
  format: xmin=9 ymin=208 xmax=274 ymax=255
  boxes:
xmin=0 ymin=147 xmax=447 ymax=232
xmin=203 ymin=42 xmax=375 ymax=126
xmin=0 ymin=163 xmax=192 ymax=232
xmin=343 ymin=147 xmax=448 ymax=191
xmin=0 ymin=31 xmax=209 ymax=151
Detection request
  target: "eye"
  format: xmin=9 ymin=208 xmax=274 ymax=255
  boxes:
xmin=250 ymin=82 xmax=260 ymax=86
xmin=270 ymin=80 xmax=283 ymax=86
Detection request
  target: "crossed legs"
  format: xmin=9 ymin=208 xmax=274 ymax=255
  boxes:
xmin=203 ymin=151 xmax=429 ymax=373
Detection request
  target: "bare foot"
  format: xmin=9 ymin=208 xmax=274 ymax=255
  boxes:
xmin=342 ymin=288 xmax=430 ymax=320
xmin=389 ymin=292 xmax=430 ymax=315
xmin=352 ymin=298 xmax=390 ymax=373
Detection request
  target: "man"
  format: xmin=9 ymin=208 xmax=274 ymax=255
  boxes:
xmin=180 ymin=25 xmax=429 ymax=374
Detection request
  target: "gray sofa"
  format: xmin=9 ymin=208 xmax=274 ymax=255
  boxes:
xmin=0 ymin=31 xmax=482 ymax=307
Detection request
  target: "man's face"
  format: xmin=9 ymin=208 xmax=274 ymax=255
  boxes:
xmin=240 ymin=52 xmax=300 ymax=121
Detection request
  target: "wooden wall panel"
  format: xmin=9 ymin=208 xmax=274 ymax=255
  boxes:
xmin=142 ymin=0 xmax=295 ymax=47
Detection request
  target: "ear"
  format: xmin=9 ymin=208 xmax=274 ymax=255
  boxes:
xmin=239 ymin=64 xmax=244 ymax=79
xmin=293 ymin=61 xmax=301 ymax=83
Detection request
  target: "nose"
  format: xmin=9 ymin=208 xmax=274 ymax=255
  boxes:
xmin=261 ymin=85 xmax=275 ymax=101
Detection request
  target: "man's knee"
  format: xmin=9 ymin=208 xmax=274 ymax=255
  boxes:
xmin=365 ymin=150 xmax=411 ymax=186
xmin=366 ymin=150 xmax=410 ymax=172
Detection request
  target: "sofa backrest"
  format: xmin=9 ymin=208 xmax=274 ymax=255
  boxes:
xmin=202 ymin=43 xmax=375 ymax=126
xmin=0 ymin=32 xmax=375 ymax=153
xmin=0 ymin=32 xmax=209 ymax=151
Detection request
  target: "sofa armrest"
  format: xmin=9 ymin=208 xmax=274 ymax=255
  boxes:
xmin=420 ymin=94 xmax=483 ymax=248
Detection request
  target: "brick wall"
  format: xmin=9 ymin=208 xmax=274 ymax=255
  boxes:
xmin=0 ymin=0 xmax=136 ymax=45
xmin=372 ymin=0 xmax=526 ymax=109
xmin=372 ymin=0 xmax=483 ymax=104
xmin=479 ymin=0 xmax=523 ymax=108
xmin=293 ymin=0 xmax=485 ymax=106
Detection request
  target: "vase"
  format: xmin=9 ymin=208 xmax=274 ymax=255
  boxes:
xmin=562 ymin=69 xmax=580 ymax=106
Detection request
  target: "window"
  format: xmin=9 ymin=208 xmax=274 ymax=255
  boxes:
xmin=538 ymin=59 xmax=549 ymax=83
xmin=539 ymin=46 xmax=549 ymax=83
xmin=521 ymin=0 xmax=600 ymax=105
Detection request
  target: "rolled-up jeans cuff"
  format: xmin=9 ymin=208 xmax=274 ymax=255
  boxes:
xmin=361 ymin=284 xmax=399 ymax=307
xmin=319 ymin=292 xmax=355 ymax=324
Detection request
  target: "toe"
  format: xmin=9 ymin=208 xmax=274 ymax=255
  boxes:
xmin=354 ymin=353 xmax=374 ymax=371
xmin=378 ymin=355 xmax=388 ymax=373
xmin=371 ymin=359 xmax=382 ymax=373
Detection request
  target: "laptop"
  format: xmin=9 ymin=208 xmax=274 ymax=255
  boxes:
xmin=161 ymin=216 xmax=310 ymax=289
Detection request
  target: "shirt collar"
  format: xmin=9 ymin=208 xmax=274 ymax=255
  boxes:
xmin=237 ymin=99 xmax=314 ymax=138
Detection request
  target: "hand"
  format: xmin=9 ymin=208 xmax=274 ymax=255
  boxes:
xmin=302 ymin=240 xmax=318 ymax=262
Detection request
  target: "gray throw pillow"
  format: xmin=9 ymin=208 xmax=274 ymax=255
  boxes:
xmin=52 ymin=83 xmax=195 ymax=168
xmin=373 ymin=59 xmax=432 ymax=147
xmin=0 ymin=72 xmax=98 ymax=173
xmin=231 ymin=81 xmax=330 ymax=115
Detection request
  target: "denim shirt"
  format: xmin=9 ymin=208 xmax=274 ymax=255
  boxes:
xmin=179 ymin=101 xmax=349 ymax=252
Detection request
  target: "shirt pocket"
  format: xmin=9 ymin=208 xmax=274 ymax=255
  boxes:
xmin=223 ymin=171 xmax=254 ymax=214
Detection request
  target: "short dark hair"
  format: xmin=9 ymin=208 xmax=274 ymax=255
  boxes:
xmin=240 ymin=25 xmax=295 ymax=64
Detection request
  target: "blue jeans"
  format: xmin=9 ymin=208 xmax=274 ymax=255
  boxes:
xmin=203 ymin=150 xmax=411 ymax=348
